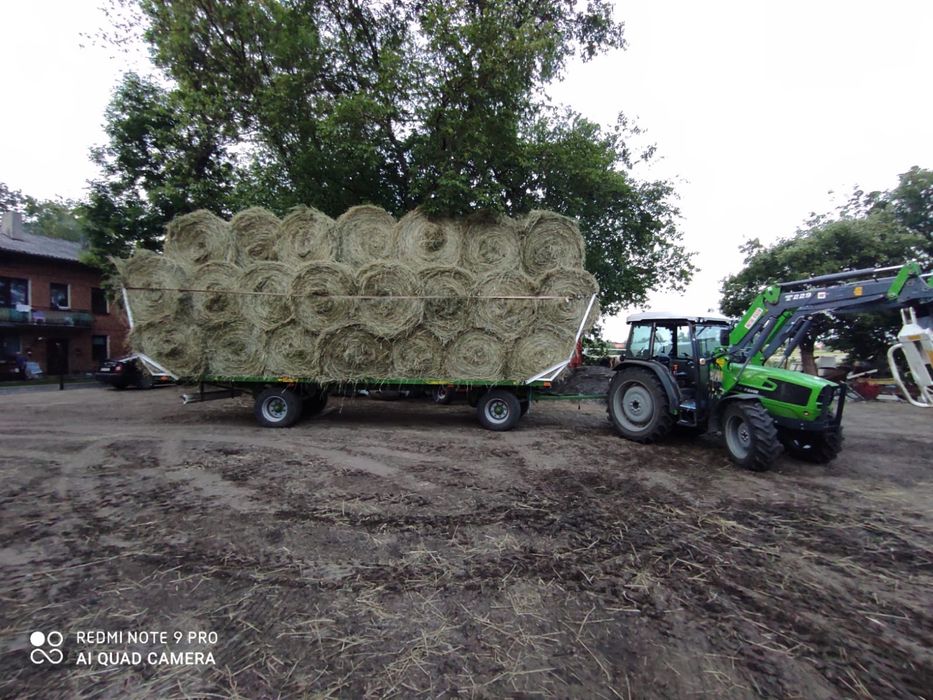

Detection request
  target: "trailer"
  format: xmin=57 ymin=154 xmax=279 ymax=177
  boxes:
xmin=121 ymin=287 xmax=604 ymax=431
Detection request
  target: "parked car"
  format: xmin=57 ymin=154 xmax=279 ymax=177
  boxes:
xmin=95 ymin=357 xmax=175 ymax=390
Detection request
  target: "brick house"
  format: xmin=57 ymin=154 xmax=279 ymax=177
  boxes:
xmin=0 ymin=211 xmax=128 ymax=377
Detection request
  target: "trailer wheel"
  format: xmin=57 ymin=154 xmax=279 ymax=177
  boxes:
xmin=607 ymin=368 xmax=674 ymax=443
xmin=303 ymin=390 xmax=329 ymax=416
xmin=255 ymin=387 xmax=303 ymax=428
xmin=779 ymin=427 xmax=843 ymax=464
xmin=722 ymin=401 xmax=781 ymax=471
xmin=432 ymin=386 xmax=455 ymax=405
xmin=476 ymin=389 xmax=522 ymax=431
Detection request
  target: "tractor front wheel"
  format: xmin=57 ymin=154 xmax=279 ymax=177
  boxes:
xmin=722 ymin=401 xmax=781 ymax=471
xmin=779 ymin=427 xmax=843 ymax=464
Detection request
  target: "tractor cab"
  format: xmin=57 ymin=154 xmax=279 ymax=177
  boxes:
xmin=624 ymin=313 xmax=731 ymax=425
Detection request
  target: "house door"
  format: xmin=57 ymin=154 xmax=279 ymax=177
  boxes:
xmin=47 ymin=338 xmax=69 ymax=375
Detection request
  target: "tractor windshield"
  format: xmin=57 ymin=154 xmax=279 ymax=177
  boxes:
xmin=695 ymin=324 xmax=727 ymax=357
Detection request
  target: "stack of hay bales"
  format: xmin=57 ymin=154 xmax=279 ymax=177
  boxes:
xmin=118 ymin=205 xmax=599 ymax=382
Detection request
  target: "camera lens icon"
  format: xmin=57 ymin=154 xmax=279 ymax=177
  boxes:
xmin=29 ymin=631 xmax=64 ymax=665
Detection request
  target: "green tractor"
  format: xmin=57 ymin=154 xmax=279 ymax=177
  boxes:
xmin=607 ymin=263 xmax=933 ymax=470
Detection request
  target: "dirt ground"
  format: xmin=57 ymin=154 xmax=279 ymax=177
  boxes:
xmin=1 ymin=383 xmax=931 ymax=699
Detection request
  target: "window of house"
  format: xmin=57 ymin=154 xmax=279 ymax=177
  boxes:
xmin=0 ymin=277 xmax=29 ymax=308
xmin=50 ymin=283 xmax=70 ymax=309
xmin=0 ymin=333 xmax=21 ymax=358
xmin=92 ymin=335 xmax=109 ymax=363
xmin=91 ymin=288 xmax=108 ymax=315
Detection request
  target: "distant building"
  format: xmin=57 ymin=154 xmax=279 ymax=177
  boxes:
xmin=0 ymin=211 xmax=128 ymax=376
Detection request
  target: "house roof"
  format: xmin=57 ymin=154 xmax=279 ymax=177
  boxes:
xmin=0 ymin=230 xmax=86 ymax=263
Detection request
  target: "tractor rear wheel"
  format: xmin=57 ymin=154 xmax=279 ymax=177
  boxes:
xmin=779 ymin=427 xmax=843 ymax=463
xmin=722 ymin=401 xmax=781 ymax=471
xmin=607 ymin=368 xmax=674 ymax=443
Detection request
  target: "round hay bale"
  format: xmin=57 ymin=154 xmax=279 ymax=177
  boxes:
xmin=420 ymin=266 xmax=475 ymax=342
xmin=391 ymin=329 xmax=443 ymax=378
xmin=472 ymin=270 xmax=536 ymax=340
xmin=335 ymin=205 xmax=397 ymax=267
xmin=356 ymin=261 xmax=423 ymax=338
xmin=461 ymin=213 xmax=521 ymax=273
xmin=507 ymin=326 xmax=573 ymax=381
xmin=163 ymin=210 xmax=233 ymax=266
xmin=130 ymin=316 xmax=205 ymax=378
xmin=445 ymin=329 xmax=507 ymax=381
xmin=289 ymin=261 xmax=356 ymax=332
xmin=120 ymin=249 xmax=189 ymax=324
xmin=207 ymin=323 xmax=265 ymax=377
xmin=238 ymin=262 xmax=294 ymax=331
xmin=276 ymin=205 xmax=337 ymax=262
xmin=190 ymin=261 xmax=242 ymax=326
xmin=395 ymin=209 xmax=461 ymax=267
xmin=317 ymin=324 xmax=390 ymax=381
xmin=521 ymin=210 xmax=586 ymax=277
xmin=232 ymin=207 xmax=281 ymax=265
xmin=263 ymin=322 xmax=319 ymax=377
xmin=536 ymin=269 xmax=599 ymax=330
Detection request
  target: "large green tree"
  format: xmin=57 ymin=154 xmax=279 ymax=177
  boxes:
xmin=81 ymin=73 xmax=240 ymax=266
xmin=721 ymin=169 xmax=932 ymax=371
xmin=92 ymin=0 xmax=693 ymax=310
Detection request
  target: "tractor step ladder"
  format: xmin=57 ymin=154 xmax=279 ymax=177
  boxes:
xmin=887 ymin=307 xmax=933 ymax=407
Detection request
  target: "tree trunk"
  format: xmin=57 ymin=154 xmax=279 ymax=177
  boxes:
xmin=799 ymin=335 xmax=819 ymax=375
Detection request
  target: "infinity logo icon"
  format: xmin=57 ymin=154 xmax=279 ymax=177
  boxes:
xmin=29 ymin=631 xmax=64 ymax=665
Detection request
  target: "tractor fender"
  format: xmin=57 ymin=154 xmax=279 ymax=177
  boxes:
xmin=612 ymin=359 xmax=681 ymax=414
xmin=708 ymin=393 xmax=764 ymax=433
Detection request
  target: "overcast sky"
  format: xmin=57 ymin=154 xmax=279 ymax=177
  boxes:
xmin=2 ymin=1 xmax=931 ymax=340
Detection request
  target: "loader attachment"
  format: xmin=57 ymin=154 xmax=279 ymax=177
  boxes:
xmin=887 ymin=307 xmax=933 ymax=407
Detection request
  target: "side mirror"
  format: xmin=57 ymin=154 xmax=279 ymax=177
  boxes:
xmin=720 ymin=329 xmax=731 ymax=347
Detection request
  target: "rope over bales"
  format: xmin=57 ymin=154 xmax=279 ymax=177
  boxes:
xmin=289 ymin=261 xmax=356 ymax=332
xmin=190 ymin=261 xmax=242 ymax=326
xmin=119 ymin=249 xmax=189 ymax=321
xmin=120 ymin=204 xmax=600 ymax=382
xmin=471 ymin=269 xmax=537 ymax=340
xmin=238 ymin=262 xmax=295 ymax=331
xmin=356 ymin=261 xmax=423 ymax=338
xmin=420 ymin=266 xmax=475 ymax=342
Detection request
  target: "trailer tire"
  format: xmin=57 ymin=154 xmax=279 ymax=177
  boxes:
xmin=779 ymin=427 xmax=843 ymax=464
xmin=607 ymin=368 xmax=674 ymax=443
xmin=477 ymin=389 xmax=522 ymax=431
xmin=303 ymin=390 xmax=329 ymax=416
xmin=255 ymin=387 xmax=303 ymax=428
xmin=722 ymin=401 xmax=781 ymax=471
xmin=432 ymin=386 xmax=455 ymax=405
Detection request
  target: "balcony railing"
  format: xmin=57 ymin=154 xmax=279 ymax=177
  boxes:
xmin=0 ymin=306 xmax=94 ymax=328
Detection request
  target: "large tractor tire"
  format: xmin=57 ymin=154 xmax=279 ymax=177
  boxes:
xmin=779 ymin=427 xmax=843 ymax=464
xmin=607 ymin=367 xmax=674 ymax=443
xmin=722 ymin=401 xmax=781 ymax=471
xmin=254 ymin=387 xmax=303 ymax=428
